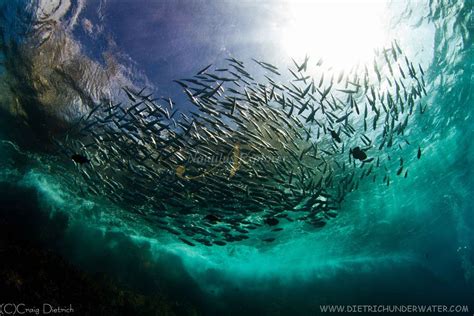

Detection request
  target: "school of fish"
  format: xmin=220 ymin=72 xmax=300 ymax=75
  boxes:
xmin=54 ymin=41 xmax=427 ymax=246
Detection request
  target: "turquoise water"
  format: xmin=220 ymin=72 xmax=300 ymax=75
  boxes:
xmin=0 ymin=0 xmax=473 ymax=314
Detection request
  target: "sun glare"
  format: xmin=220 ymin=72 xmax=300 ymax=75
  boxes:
xmin=282 ymin=0 xmax=389 ymax=71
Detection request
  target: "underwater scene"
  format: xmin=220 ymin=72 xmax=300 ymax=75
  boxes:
xmin=0 ymin=0 xmax=472 ymax=315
